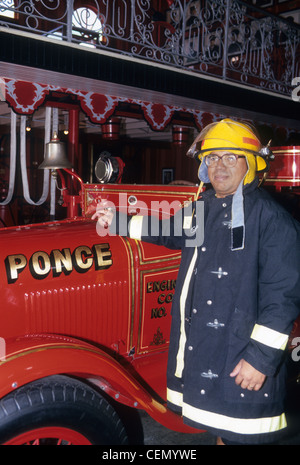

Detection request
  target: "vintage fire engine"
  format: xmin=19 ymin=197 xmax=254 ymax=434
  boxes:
xmin=0 ymin=143 xmax=299 ymax=445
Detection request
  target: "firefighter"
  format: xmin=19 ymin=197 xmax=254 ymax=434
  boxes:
xmin=93 ymin=119 xmax=300 ymax=445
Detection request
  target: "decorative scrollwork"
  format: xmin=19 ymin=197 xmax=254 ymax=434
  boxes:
xmin=0 ymin=0 xmax=298 ymax=96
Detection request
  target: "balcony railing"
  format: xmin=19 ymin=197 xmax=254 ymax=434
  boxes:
xmin=0 ymin=0 xmax=299 ymax=96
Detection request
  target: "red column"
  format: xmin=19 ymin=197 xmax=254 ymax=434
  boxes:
xmin=67 ymin=108 xmax=80 ymax=216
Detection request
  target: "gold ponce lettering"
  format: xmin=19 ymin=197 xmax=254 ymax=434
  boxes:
xmin=5 ymin=243 xmax=113 ymax=283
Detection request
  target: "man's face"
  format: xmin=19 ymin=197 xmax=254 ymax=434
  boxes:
xmin=207 ymin=150 xmax=248 ymax=197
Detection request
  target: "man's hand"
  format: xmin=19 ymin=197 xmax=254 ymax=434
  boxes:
xmin=230 ymin=359 xmax=266 ymax=391
xmin=91 ymin=200 xmax=115 ymax=228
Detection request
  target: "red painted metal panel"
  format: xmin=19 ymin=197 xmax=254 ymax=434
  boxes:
xmin=266 ymin=146 xmax=300 ymax=187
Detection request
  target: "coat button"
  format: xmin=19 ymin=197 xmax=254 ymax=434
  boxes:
xmin=192 ymin=308 xmax=197 ymax=314
xmin=200 ymin=389 xmax=205 ymax=395
xmin=201 ymin=246 xmax=206 ymax=252
xmin=207 ymin=300 xmax=212 ymax=305
xmin=222 ymin=203 xmax=227 ymax=208
xmin=188 ymin=345 xmax=193 ymax=351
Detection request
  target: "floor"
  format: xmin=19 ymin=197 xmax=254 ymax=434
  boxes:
xmin=141 ymin=411 xmax=215 ymax=445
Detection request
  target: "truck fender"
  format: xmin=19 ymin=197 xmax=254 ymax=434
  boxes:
xmin=0 ymin=334 xmax=201 ymax=434
xmin=0 ymin=334 xmax=152 ymax=407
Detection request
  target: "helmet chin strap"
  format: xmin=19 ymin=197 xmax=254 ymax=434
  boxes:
xmin=231 ymin=177 xmax=245 ymax=251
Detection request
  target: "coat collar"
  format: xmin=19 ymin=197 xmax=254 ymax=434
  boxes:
xmin=199 ymin=178 xmax=259 ymax=251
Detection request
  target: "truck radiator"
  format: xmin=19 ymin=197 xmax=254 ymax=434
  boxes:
xmin=24 ymin=281 xmax=131 ymax=352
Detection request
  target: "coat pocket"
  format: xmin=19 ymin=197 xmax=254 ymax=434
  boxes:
xmin=223 ymin=307 xmax=253 ymax=402
xmin=230 ymin=307 xmax=253 ymax=342
xmin=224 ymin=307 xmax=286 ymax=404
xmin=223 ymin=368 xmax=285 ymax=405
xmin=225 ymin=307 xmax=253 ymax=369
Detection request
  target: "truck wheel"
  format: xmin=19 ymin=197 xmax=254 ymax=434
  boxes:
xmin=0 ymin=375 xmax=131 ymax=445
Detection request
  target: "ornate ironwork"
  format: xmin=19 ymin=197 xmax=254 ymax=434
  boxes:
xmin=0 ymin=0 xmax=299 ymax=96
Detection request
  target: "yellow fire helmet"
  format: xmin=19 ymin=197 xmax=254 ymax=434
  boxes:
xmin=187 ymin=119 xmax=271 ymax=251
xmin=187 ymin=118 xmax=269 ymax=185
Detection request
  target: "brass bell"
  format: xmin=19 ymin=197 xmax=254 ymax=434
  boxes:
xmin=39 ymin=132 xmax=72 ymax=170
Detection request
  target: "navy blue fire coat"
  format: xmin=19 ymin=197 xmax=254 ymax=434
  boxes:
xmin=116 ymin=178 xmax=300 ymax=444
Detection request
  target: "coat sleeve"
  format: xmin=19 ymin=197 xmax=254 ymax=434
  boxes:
xmin=244 ymin=210 xmax=300 ymax=376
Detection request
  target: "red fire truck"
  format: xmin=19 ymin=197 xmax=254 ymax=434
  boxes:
xmin=0 ymin=148 xmax=299 ymax=445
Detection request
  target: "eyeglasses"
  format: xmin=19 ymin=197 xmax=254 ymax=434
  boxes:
xmin=205 ymin=153 xmax=245 ymax=168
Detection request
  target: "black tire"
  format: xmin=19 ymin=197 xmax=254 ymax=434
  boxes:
xmin=0 ymin=375 xmax=131 ymax=445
